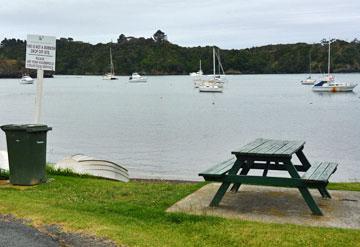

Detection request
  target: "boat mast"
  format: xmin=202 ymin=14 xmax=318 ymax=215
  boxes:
xmin=213 ymin=47 xmax=216 ymax=76
xmin=110 ymin=47 xmax=114 ymax=74
xmin=327 ymin=40 xmax=331 ymax=75
xmin=309 ymin=50 xmax=312 ymax=76
xmin=199 ymin=60 xmax=202 ymax=71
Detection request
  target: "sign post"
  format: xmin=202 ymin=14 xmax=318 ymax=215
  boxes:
xmin=25 ymin=34 xmax=56 ymax=124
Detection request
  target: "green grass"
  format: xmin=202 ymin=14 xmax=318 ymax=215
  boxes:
xmin=0 ymin=175 xmax=359 ymax=246
xmin=328 ymin=182 xmax=360 ymax=191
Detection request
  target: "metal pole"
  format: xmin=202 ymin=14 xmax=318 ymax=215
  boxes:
xmin=328 ymin=40 xmax=331 ymax=75
xmin=35 ymin=69 xmax=44 ymax=124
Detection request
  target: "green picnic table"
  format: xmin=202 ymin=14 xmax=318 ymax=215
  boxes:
xmin=199 ymin=138 xmax=338 ymax=215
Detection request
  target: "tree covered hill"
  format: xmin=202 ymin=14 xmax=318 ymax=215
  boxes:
xmin=0 ymin=30 xmax=359 ymax=77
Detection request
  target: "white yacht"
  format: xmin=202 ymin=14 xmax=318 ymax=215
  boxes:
xmin=199 ymin=81 xmax=223 ymax=93
xmin=103 ymin=47 xmax=118 ymax=80
xmin=199 ymin=47 xmax=226 ymax=93
xmin=129 ymin=72 xmax=147 ymax=83
xmin=312 ymin=40 xmax=357 ymax=92
xmin=20 ymin=75 xmax=34 ymax=84
xmin=312 ymin=81 xmax=357 ymax=92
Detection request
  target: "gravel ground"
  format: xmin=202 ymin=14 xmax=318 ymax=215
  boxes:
xmin=0 ymin=215 xmax=117 ymax=247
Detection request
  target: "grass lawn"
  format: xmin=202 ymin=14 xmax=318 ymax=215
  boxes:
xmin=0 ymin=174 xmax=359 ymax=246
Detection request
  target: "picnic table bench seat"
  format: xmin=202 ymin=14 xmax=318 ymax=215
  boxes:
xmin=199 ymin=157 xmax=236 ymax=180
xmin=301 ymin=161 xmax=338 ymax=184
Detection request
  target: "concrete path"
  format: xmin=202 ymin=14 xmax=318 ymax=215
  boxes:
xmin=0 ymin=215 xmax=117 ymax=247
xmin=0 ymin=215 xmax=57 ymax=247
xmin=167 ymin=184 xmax=360 ymax=229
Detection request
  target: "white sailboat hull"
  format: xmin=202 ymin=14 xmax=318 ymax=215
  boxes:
xmin=301 ymin=79 xmax=316 ymax=85
xmin=199 ymin=83 xmax=223 ymax=93
xmin=312 ymin=83 xmax=357 ymax=92
xmin=129 ymin=78 xmax=147 ymax=83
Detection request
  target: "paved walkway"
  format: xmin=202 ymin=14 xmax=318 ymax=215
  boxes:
xmin=167 ymin=184 xmax=360 ymax=229
xmin=0 ymin=215 xmax=116 ymax=247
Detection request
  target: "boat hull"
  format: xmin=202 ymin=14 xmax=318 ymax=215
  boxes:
xmin=312 ymin=85 xmax=357 ymax=92
xmin=301 ymin=79 xmax=316 ymax=85
xmin=129 ymin=78 xmax=147 ymax=83
xmin=55 ymin=154 xmax=129 ymax=182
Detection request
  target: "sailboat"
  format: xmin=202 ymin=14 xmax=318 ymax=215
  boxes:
xmin=301 ymin=50 xmax=316 ymax=85
xmin=193 ymin=60 xmax=204 ymax=88
xmin=199 ymin=47 xmax=225 ymax=93
xmin=190 ymin=60 xmax=204 ymax=76
xmin=103 ymin=47 xmax=118 ymax=80
xmin=312 ymin=40 xmax=357 ymax=92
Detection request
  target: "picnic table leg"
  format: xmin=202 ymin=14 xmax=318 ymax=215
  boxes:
xmin=285 ymin=159 xmax=323 ymax=216
xmin=209 ymin=158 xmax=244 ymax=207
xmin=296 ymin=149 xmax=311 ymax=171
xmin=318 ymin=186 xmax=332 ymax=198
xmin=230 ymin=159 xmax=251 ymax=192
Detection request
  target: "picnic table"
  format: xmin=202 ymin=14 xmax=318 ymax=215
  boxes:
xmin=199 ymin=138 xmax=338 ymax=215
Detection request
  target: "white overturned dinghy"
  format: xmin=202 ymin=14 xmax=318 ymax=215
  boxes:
xmin=55 ymin=154 xmax=129 ymax=182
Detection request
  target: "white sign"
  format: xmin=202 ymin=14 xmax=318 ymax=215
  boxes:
xmin=26 ymin=34 xmax=56 ymax=71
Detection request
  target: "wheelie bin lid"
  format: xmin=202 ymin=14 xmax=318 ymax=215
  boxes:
xmin=1 ymin=124 xmax=52 ymax=132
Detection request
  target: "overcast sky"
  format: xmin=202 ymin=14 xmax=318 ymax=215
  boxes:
xmin=1 ymin=0 xmax=359 ymax=49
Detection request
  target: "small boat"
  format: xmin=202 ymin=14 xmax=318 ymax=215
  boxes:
xmin=312 ymin=40 xmax=357 ymax=92
xmin=55 ymin=154 xmax=129 ymax=182
xmin=129 ymin=72 xmax=147 ymax=82
xmin=301 ymin=76 xmax=316 ymax=85
xmin=199 ymin=81 xmax=223 ymax=93
xmin=312 ymin=80 xmax=357 ymax=92
xmin=103 ymin=46 xmax=118 ymax=80
xmin=301 ymin=50 xmax=316 ymax=85
xmin=20 ymin=75 xmax=34 ymax=84
xmin=190 ymin=60 xmax=204 ymax=76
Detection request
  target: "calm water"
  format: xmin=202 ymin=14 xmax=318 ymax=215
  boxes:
xmin=0 ymin=74 xmax=359 ymax=181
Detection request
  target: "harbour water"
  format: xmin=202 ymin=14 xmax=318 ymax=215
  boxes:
xmin=0 ymin=74 xmax=359 ymax=181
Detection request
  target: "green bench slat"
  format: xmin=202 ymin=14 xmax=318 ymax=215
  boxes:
xmin=302 ymin=161 xmax=338 ymax=182
xmin=232 ymin=138 xmax=305 ymax=157
xmin=199 ymin=157 xmax=236 ymax=177
xmin=275 ymin=140 xmax=305 ymax=155
xmin=232 ymin=138 xmax=267 ymax=153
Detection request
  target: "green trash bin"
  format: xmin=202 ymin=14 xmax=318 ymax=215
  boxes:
xmin=1 ymin=124 xmax=52 ymax=185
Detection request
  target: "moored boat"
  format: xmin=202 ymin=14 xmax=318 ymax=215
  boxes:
xmin=312 ymin=81 xmax=357 ymax=92
xmin=20 ymin=75 xmax=34 ymax=84
xmin=103 ymin=46 xmax=118 ymax=80
xmin=129 ymin=72 xmax=147 ymax=82
xmin=55 ymin=154 xmax=129 ymax=182
xmin=312 ymin=40 xmax=357 ymax=92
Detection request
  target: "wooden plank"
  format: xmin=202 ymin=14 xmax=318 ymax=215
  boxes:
xmin=199 ymin=157 xmax=235 ymax=175
xmin=301 ymin=162 xmax=321 ymax=179
xmin=247 ymin=139 xmax=279 ymax=154
xmin=317 ymin=162 xmax=338 ymax=181
xmin=308 ymin=162 xmax=329 ymax=180
xmin=262 ymin=140 xmax=289 ymax=154
xmin=275 ymin=140 xmax=305 ymax=156
xmin=221 ymin=174 xmax=306 ymax=188
xmin=231 ymin=138 xmax=268 ymax=154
